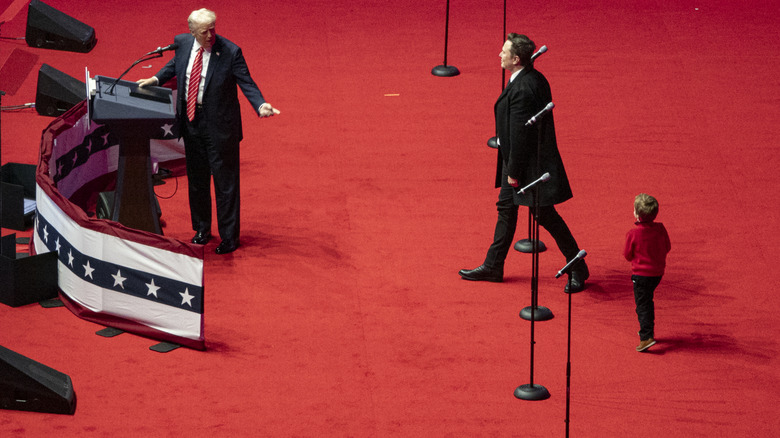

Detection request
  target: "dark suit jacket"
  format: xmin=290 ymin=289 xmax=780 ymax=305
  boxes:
xmin=154 ymin=33 xmax=266 ymax=146
xmin=494 ymin=67 xmax=573 ymax=207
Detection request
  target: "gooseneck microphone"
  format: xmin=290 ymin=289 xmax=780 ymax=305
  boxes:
xmin=146 ymin=43 xmax=179 ymax=56
xmin=107 ymin=44 xmax=178 ymax=95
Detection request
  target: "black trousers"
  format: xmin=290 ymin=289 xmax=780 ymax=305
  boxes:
xmin=632 ymin=275 xmax=662 ymax=341
xmin=183 ymin=112 xmax=241 ymax=242
xmin=484 ymin=169 xmax=581 ymax=269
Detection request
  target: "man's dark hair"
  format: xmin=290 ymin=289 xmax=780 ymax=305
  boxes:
xmin=507 ymin=33 xmax=536 ymax=67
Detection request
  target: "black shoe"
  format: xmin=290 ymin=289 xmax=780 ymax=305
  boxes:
xmin=215 ymin=239 xmax=240 ymax=255
xmin=191 ymin=231 xmax=212 ymax=245
xmin=459 ymin=265 xmax=503 ymax=282
xmin=565 ymin=261 xmax=590 ymax=293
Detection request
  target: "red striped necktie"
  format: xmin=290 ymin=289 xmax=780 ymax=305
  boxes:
xmin=186 ymin=47 xmax=204 ymax=122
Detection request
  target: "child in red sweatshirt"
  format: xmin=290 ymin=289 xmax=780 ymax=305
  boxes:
xmin=624 ymin=193 xmax=671 ymax=352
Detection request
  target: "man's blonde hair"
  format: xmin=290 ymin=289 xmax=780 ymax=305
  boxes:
xmin=188 ymin=8 xmax=216 ymax=31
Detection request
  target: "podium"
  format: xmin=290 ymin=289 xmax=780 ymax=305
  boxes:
xmin=88 ymin=74 xmax=175 ymax=234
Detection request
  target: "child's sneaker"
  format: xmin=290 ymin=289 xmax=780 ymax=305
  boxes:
xmin=636 ymin=338 xmax=656 ymax=352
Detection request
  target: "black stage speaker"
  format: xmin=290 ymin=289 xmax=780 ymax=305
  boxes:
xmin=0 ymin=345 xmax=76 ymax=415
xmin=25 ymin=0 xmax=96 ymax=53
xmin=35 ymin=64 xmax=86 ymax=117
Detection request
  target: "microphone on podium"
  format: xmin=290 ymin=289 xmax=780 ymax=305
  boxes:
xmin=146 ymin=43 xmax=179 ymax=56
xmin=108 ymin=44 xmax=178 ymax=94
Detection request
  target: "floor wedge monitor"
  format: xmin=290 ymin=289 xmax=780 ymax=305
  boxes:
xmin=0 ymin=345 xmax=76 ymax=415
xmin=25 ymin=0 xmax=96 ymax=53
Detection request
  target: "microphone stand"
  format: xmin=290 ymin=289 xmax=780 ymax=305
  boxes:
xmin=558 ymin=250 xmax=585 ymax=437
xmin=566 ymin=272 xmax=573 ymax=436
xmin=0 ymin=90 xmax=5 ymax=233
xmin=514 ymin=121 xmax=553 ymax=400
xmin=514 ymin=172 xmax=551 ymax=401
xmin=107 ymin=52 xmax=164 ymax=95
xmin=512 ymin=53 xmax=549 ymax=256
xmin=519 ymin=102 xmax=554 ymax=323
xmin=431 ymin=0 xmax=459 ymax=77
xmin=486 ymin=0 xmax=506 ymax=151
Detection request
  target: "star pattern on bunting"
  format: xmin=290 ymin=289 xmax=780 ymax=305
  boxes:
xmin=112 ymin=269 xmax=127 ymax=289
xmin=180 ymin=288 xmax=194 ymax=307
xmin=146 ymin=279 xmax=160 ymax=298
xmin=162 ymin=123 xmax=174 ymax=137
xmin=34 ymin=211 xmax=203 ymax=314
xmin=83 ymin=260 xmax=95 ymax=279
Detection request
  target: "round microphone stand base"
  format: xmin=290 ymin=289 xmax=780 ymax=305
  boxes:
xmin=520 ymin=305 xmax=553 ymax=321
xmin=431 ymin=65 xmax=460 ymax=77
xmin=487 ymin=136 xmax=498 ymax=149
xmin=514 ymin=383 xmax=551 ymax=401
xmin=514 ymin=238 xmax=547 ymax=253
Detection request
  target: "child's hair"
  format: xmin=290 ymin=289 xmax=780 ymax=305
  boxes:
xmin=634 ymin=193 xmax=659 ymax=222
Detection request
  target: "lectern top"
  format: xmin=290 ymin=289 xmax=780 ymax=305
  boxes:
xmin=89 ymin=75 xmax=175 ymax=124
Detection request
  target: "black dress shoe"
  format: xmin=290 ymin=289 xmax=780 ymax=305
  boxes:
xmin=191 ymin=231 xmax=212 ymax=245
xmin=565 ymin=261 xmax=590 ymax=293
xmin=459 ymin=265 xmax=503 ymax=282
xmin=215 ymin=239 xmax=240 ymax=255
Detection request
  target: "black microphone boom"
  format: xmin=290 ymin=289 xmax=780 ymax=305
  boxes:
xmin=107 ymin=44 xmax=176 ymax=95
xmin=518 ymin=172 xmax=550 ymax=195
xmin=556 ymin=250 xmax=587 ymax=278
xmin=526 ymin=102 xmax=554 ymax=126
xmin=146 ymin=43 xmax=178 ymax=56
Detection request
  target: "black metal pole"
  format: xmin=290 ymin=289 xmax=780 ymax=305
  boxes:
xmin=487 ymin=0 xmax=506 ymax=149
xmin=514 ymin=186 xmax=550 ymax=401
xmin=566 ymin=274 xmax=573 ymax=437
xmin=520 ymin=117 xmax=553 ymax=323
xmin=0 ymin=90 xmax=5 ymax=233
xmin=432 ymin=0 xmax=460 ymax=77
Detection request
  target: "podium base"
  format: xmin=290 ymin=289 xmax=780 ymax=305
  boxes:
xmin=514 ymin=383 xmax=551 ymax=400
xmin=520 ymin=305 xmax=554 ymax=321
xmin=431 ymin=65 xmax=460 ymax=77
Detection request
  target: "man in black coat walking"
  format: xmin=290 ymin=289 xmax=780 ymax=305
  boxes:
xmin=459 ymin=33 xmax=589 ymax=292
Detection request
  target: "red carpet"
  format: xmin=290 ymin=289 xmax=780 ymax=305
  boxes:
xmin=1 ymin=0 xmax=779 ymax=436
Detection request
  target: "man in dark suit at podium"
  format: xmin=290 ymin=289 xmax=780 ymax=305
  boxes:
xmin=138 ymin=8 xmax=280 ymax=254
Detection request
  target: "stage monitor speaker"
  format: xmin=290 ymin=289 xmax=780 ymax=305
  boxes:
xmin=0 ymin=345 xmax=76 ymax=415
xmin=25 ymin=0 xmax=96 ymax=53
xmin=35 ymin=64 xmax=86 ymax=117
